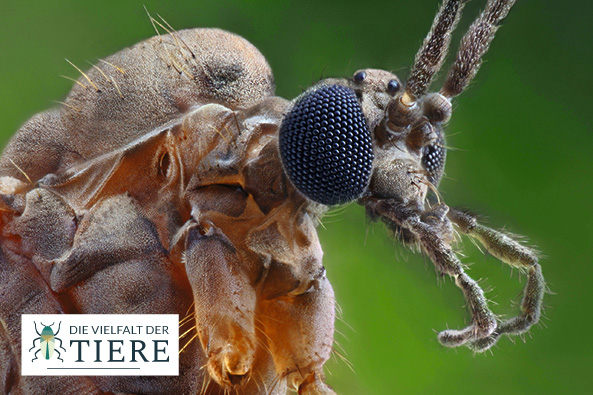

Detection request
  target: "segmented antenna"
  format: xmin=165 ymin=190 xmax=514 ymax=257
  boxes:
xmin=405 ymin=0 xmax=466 ymax=100
xmin=441 ymin=0 xmax=517 ymax=98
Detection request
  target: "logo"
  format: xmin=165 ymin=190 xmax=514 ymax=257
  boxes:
xmin=21 ymin=314 xmax=179 ymax=376
xmin=30 ymin=321 xmax=66 ymax=362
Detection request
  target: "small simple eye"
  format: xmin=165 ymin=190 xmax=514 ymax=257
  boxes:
xmin=353 ymin=71 xmax=367 ymax=82
xmin=387 ymin=79 xmax=401 ymax=95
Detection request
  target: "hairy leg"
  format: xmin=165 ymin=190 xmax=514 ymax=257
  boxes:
xmin=184 ymin=220 xmax=258 ymax=389
xmin=258 ymin=267 xmax=336 ymax=394
xmin=448 ymin=208 xmax=545 ymax=351
xmin=364 ymin=198 xmax=498 ymax=348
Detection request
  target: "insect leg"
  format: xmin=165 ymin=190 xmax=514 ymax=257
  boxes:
xmin=405 ymin=0 xmax=466 ymax=98
xmin=29 ymin=337 xmax=40 ymax=352
xmin=53 ymin=346 xmax=64 ymax=362
xmin=448 ymin=208 xmax=545 ymax=351
xmin=364 ymin=199 xmax=497 ymax=348
xmin=258 ymin=268 xmax=336 ymax=395
xmin=441 ymin=0 xmax=517 ymax=98
xmin=184 ymin=220 xmax=257 ymax=389
xmin=31 ymin=349 xmax=40 ymax=363
xmin=55 ymin=336 xmax=66 ymax=353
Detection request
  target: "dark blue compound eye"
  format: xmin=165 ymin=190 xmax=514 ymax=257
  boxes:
xmin=279 ymin=84 xmax=374 ymax=205
xmin=422 ymin=136 xmax=446 ymax=185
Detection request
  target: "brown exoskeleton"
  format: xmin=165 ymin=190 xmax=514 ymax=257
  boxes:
xmin=0 ymin=0 xmax=544 ymax=393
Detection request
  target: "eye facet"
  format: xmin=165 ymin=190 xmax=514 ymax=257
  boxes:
xmin=421 ymin=137 xmax=446 ymax=185
xmin=279 ymin=84 xmax=374 ymax=205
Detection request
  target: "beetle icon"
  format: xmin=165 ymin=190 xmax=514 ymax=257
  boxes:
xmin=29 ymin=321 xmax=66 ymax=363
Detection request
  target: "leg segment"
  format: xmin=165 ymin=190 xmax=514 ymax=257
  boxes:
xmin=258 ymin=267 xmax=336 ymax=395
xmin=29 ymin=337 xmax=40 ymax=352
xmin=184 ymin=220 xmax=257 ymax=389
xmin=364 ymin=198 xmax=498 ymax=348
xmin=448 ymin=208 xmax=545 ymax=351
xmin=441 ymin=0 xmax=517 ymax=98
xmin=54 ymin=346 xmax=64 ymax=362
xmin=55 ymin=337 xmax=66 ymax=353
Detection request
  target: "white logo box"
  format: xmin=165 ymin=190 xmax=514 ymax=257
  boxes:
xmin=21 ymin=314 xmax=179 ymax=376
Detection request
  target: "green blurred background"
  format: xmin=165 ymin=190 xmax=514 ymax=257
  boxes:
xmin=1 ymin=0 xmax=590 ymax=394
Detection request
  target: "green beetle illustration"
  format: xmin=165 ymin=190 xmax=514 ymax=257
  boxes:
xmin=29 ymin=321 xmax=66 ymax=363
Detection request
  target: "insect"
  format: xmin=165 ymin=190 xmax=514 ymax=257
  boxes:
xmin=0 ymin=0 xmax=545 ymax=393
xmin=29 ymin=321 xmax=66 ymax=363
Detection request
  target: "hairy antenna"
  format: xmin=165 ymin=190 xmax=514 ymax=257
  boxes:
xmin=405 ymin=0 xmax=466 ymax=99
xmin=441 ymin=0 xmax=517 ymax=97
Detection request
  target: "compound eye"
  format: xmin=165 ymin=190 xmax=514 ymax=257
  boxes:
xmin=279 ymin=84 xmax=374 ymax=205
xmin=353 ymin=70 xmax=367 ymax=83
xmin=387 ymin=79 xmax=401 ymax=95
xmin=421 ymin=137 xmax=446 ymax=185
